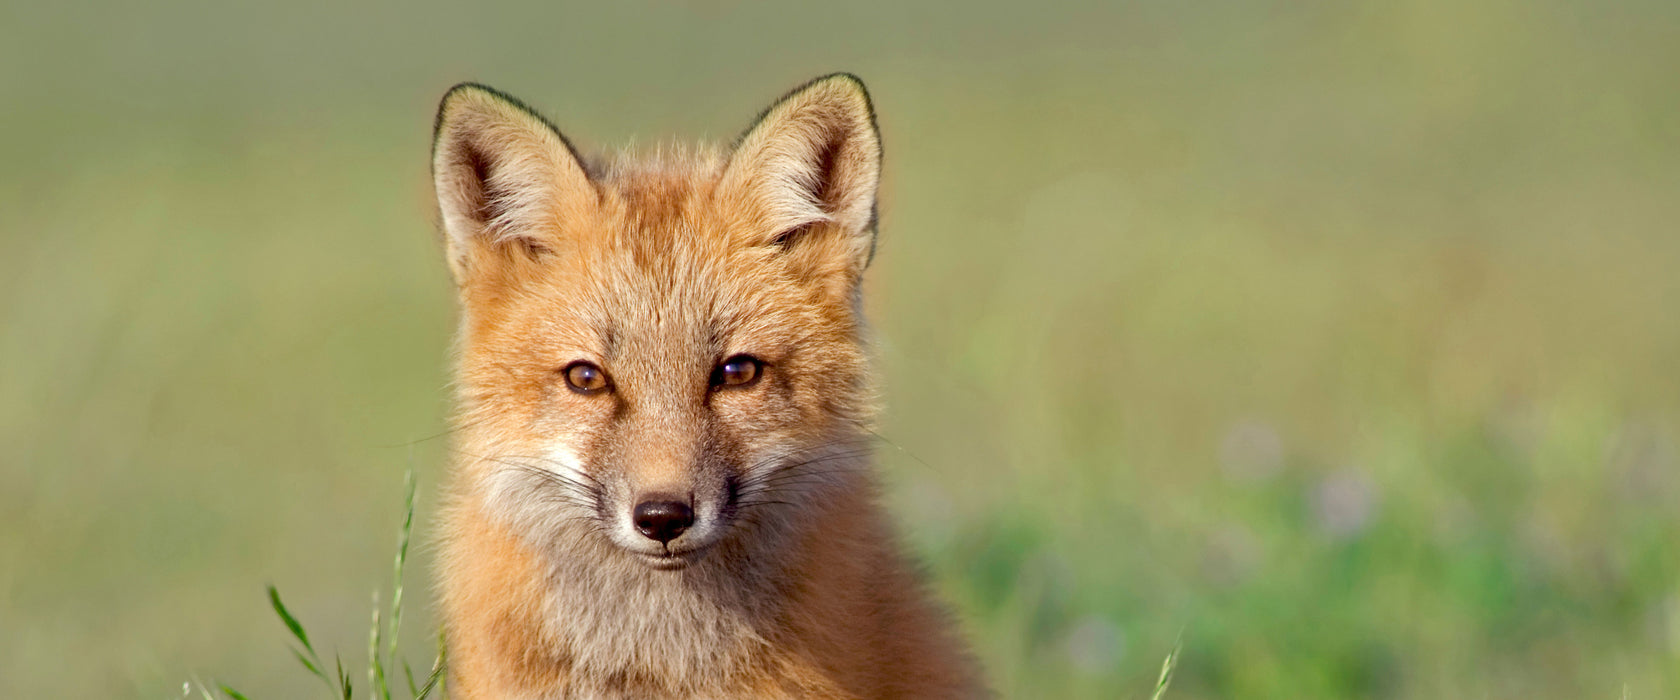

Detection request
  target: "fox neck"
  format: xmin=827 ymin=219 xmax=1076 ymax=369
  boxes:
xmin=529 ymin=522 xmax=796 ymax=687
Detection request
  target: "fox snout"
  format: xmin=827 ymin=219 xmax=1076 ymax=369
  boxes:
xmin=594 ymin=433 xmax=736 ymax=563
xmin=631 ymin=497 xmax=695 ymax=544
xmin=545 ymin=436 xmax=728 ymax=565
xmin=608 ymin=485 xmax=730 ymax=569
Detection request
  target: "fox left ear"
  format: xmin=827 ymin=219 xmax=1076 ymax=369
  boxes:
xmin=432 ymin=83 xmax=596 ymax=286
xmin=719 ymin=74 xmax=882 ymax=281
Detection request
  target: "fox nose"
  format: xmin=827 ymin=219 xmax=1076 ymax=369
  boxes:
xmin=632 ymin=498 xmax=694 ymax=544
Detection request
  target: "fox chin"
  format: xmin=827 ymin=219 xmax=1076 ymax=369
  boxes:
xmin=431 ymin=73 xmax=985 ymax=699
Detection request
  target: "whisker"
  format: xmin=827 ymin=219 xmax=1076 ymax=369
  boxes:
xmin=461 ymin=453 xmax=608 ymax=513
xmin=739 ymin=454 xmax=874 ymax=490
xmin=849 ymin=422 xmax=941 ymax=474
xmin=736 ymin=447 xmax=876 ymax=488
xmin=372 ymin=416 xmax=493 ymax=450
xmin=735 ymin=438 xmax=878 ymax=477
xmin=496 ymin=454 xmax=606 ymax=486
xmin=732 ymin=500 xmax=797 ymax=509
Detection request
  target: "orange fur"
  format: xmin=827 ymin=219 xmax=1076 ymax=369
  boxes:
xmin=430 ymin=75 xmax=983 ymax=698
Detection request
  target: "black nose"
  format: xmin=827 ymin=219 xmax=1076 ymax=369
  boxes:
xmin=633 ymin=499 xmax=694 ymax=544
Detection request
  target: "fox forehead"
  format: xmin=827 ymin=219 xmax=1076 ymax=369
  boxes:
xmin=497 ymin=168 xmax=817 ymax=317
xmin=460 ymin=166 xmax=845 ymax=387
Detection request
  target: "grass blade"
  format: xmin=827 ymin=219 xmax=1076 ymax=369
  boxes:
xmin=414 ymin=664 xmax=445 ymax=700
xmin=291 ymin=649 xmax=328 ymax=682
xmin=336 ymin=655 xmax=353 ymax=700
xmin=415 ymin=634 xmax=447 ymax=700
xmin=1149 ymin=636 xmax=1182 ymax=700
xmin=219 ymin=685 xmax=252 ymax=700
xmin=388 ymin=469 xmax=415 ymax=664
xmin=269 ymin=585 xmax=335 ymax=695
xmin=403 ymin=659 xmax=418 ymax=697
xmin=368 ymin=589 xmax=391 ymax=700
xmin=268 ymin=586 xmax=317 ymax=657
xmin=187 ymin=676 xmax=216 ymax=700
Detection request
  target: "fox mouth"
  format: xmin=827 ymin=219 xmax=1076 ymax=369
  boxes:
xmin=639 ymin=552 xmax=693 ymax=570
xmin=632 ymin=541 xmax=715 ymax=570
xmin=631 ymin=543 xmax=705 ymax=567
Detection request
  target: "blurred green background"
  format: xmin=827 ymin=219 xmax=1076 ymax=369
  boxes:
xmin=3 ymin=1 xmax=1678 ymax=697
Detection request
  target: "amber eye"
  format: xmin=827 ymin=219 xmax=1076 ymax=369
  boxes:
xmin=562 ymin=361 xmax=611 ymax=394
xmin=712 ymin=355 xmax=763 ymax=389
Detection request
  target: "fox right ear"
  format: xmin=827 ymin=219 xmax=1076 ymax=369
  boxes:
xmin=717 ymin=74 xmax=882 ymax=301
xmin=431 ymin=83 xmax=595 ymax=284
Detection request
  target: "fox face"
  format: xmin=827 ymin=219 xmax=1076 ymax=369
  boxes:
xmin=433 ymin=76 xmax=882 ymax=570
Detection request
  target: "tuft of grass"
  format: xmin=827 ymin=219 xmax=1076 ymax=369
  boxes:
xmin=198 ymin=470 xmax=445 ymax=699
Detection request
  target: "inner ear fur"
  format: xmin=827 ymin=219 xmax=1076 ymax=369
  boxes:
xmin=431 ymin=83 xmax=595 ymax=283
xmin=719 ymin=73 xmax=882 ymax=270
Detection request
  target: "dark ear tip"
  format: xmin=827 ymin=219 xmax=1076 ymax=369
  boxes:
xmin=438 ymin=82 xmax=520 ymax=111
xmin=810 ymin=73 xmax=875 ymax=130
xmin=431 ymin=83 xmax=582 ymax=164
xmin=816 ymin=72 xmax=867 ymax=89
xmin=805 ymin=72 xmax=872 ymax=104
xmin=435 ymin=82 xmax=493 ymax=143
xmin=729 ymin=72 xmax=877 ymax=151
xmin=433 ymin=82 xmax=515 ymax=138
xmin=441 ymin=81 xmax=497 ymax=100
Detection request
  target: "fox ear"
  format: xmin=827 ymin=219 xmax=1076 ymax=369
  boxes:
xmin=719 ymin=74 xmax=882 ymax=277
xmin=432 ymin=83 xmax=595 ymax=283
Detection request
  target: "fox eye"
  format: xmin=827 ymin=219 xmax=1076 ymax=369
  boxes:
xmin=712 ymin=355 xmax=763 ymax=389
xmin=562 ymin=361 xmax=611 ymax=394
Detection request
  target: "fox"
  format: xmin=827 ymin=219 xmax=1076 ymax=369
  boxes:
xmin=429 ymin=74 xmax=984 ymax=698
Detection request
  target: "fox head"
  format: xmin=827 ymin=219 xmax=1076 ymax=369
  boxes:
xmin=432 ymin=75 xmax=882 ymax=570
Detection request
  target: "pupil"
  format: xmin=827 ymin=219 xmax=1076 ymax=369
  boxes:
xmin=728 ymin=360 xmax=753 ymax=383
xmin=569 ymin=364 xmax=600 ymax=389
xmin=713 ymin=356 xmax=759 ymax=387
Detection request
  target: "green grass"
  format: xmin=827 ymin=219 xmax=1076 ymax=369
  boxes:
xmin=193 ymin=471 xmax=446 ymax=700
xmin=3 ymin=1 xmax=1679 ymax=698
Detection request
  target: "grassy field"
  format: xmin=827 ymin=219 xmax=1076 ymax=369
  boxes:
xmin=3 ymin=1 xmax=1678 ymax=697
